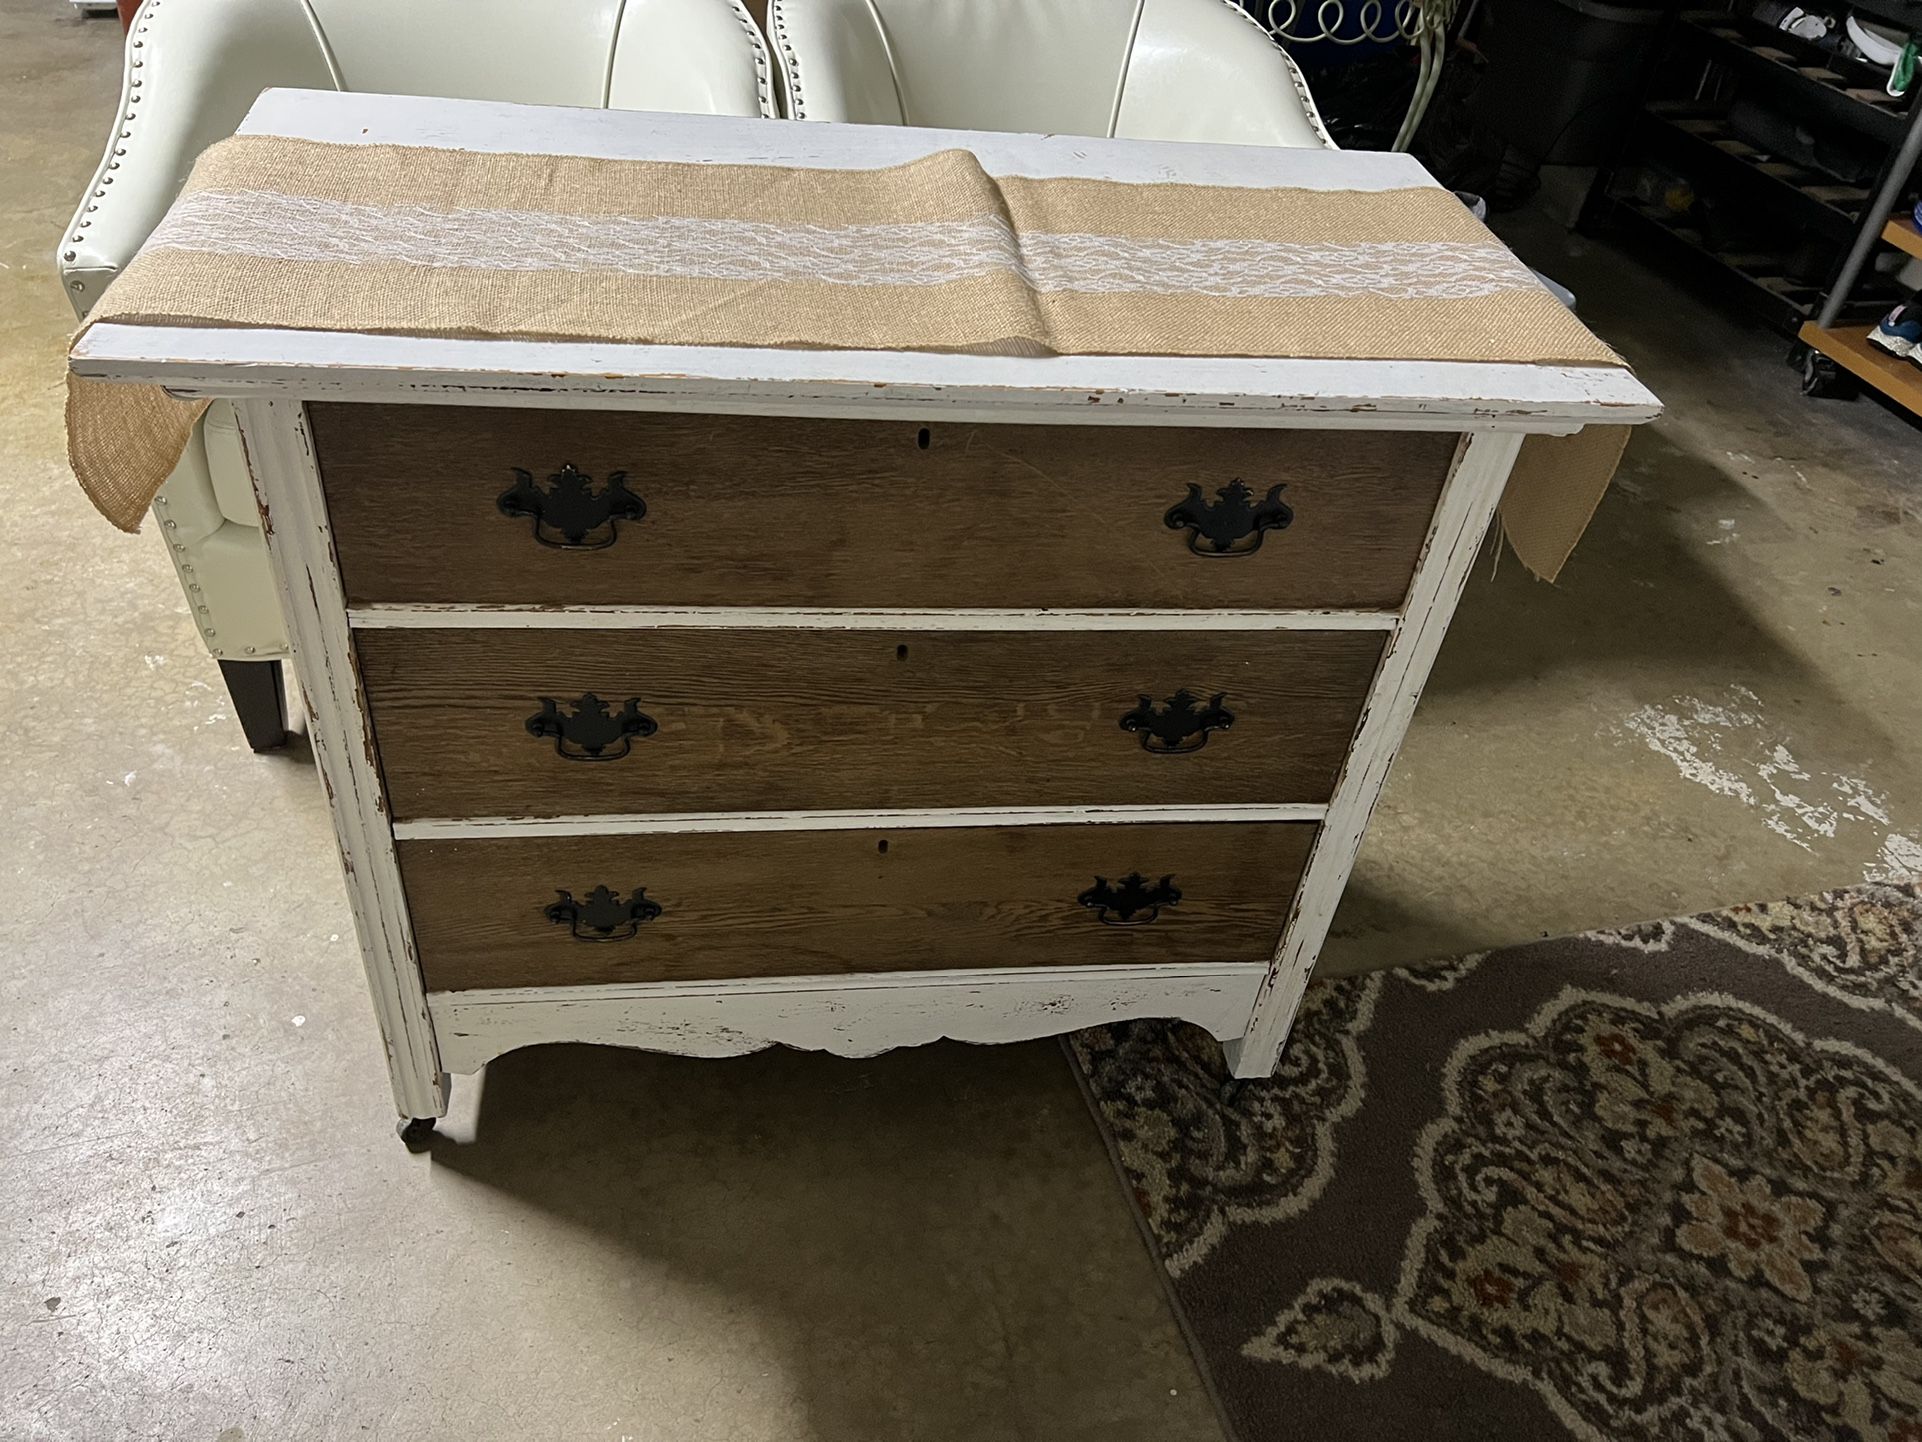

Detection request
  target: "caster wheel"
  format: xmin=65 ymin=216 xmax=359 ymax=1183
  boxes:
xmin=397 ymin=1116 xmax=437 ymax=1150
xmin=1801 ymin=350 xmax=1858 ymax=399
xmin=1219 ymin=1078 xmax=1246 ymax=1105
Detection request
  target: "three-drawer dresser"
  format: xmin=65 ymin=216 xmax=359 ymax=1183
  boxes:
xmin=70 ymin=91 xmax=1659 ymax=1140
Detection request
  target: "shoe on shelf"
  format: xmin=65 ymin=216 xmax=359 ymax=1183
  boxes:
xmin=1868 ymin=301 xmax=1922 ymax=359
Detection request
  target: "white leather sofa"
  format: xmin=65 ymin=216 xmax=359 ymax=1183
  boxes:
xmin=767 ymin=0 xmax=1333 ymax=148
xmin=59 ymin=0 xmax=774 ymax=748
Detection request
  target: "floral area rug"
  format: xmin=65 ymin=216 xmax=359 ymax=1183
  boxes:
xmin=1069 ymin=882 xmax=1922 ymax=1442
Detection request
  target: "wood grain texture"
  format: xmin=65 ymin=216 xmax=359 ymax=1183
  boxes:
xmin=311 ymin=404 xmax=1459 ymax=610
xmin=399 ymin=822 xmax=1314 ymax=990
xmin=357 ymin=626 xmax=1383 ymax=820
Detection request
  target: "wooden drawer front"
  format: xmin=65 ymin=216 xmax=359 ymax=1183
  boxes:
xmin=359 ymin=627 xmax=1382 ymax=820
xmin=311 ymin=404 xmax=1459 ymax=611
xmin=401 ymin=822 xmax=1312 ymax=991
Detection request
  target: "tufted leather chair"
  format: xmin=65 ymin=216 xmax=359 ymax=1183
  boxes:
xmin=59 ymin=0 xmax=774 ymax=748
xmin=766 ymin=0 xmax=1332 ymax=148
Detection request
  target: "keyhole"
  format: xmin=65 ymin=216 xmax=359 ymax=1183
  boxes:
xmin=916 ymin=427 xmax=931 ymax=450
xmin=895 ymin=644 xmax=909 ymax=660
xmin=877 ymin=839 xmax=890 ymax=855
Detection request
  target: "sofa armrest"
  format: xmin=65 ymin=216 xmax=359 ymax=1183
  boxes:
xmin=769 ymin=0 xmax=905 ymax=124
xmin=1118 ymin=0 xmax=1336 ymax=150
xmin=611 ymin=0 xmax=775 ymax=118
xmin=56 ymin=0 xmax=337 ymax=319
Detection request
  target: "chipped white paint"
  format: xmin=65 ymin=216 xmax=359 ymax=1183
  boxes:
xmin=429 ymin=965 xmax=1268 ymax=1076
xmin=1753 ymin=744 xmax=1848 ymax=848
xmin=1868 ymin=833 xmax=1922 ymax=884
xmin=1230 ymin=432 xmax=1520 ymax=1077
xmin=235 ymin=399 xmax=446 ymax=1119
xmin=1623 ymin=686 xmax=1915 ymax=875
xmin=1623 ymin=689 xmax=1763 ymax=807
xmin=76 ymin=321 xmax=1655 ymax=435
xmin=395 ymin=803 xmax=1326 ymax=842
xmin=1839 ymin=778 xmax=1892 ymax=826
xmin=352 ymin=605 xmax=1399 ymax=632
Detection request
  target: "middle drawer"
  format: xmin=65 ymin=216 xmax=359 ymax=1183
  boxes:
xmin=357 ymin=626 xmax=1383 ymax=820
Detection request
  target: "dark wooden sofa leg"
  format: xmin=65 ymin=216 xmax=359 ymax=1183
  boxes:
xmin=218 ymin=658 xmax=289 ymax=752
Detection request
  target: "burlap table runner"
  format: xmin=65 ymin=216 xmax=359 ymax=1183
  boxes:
xmin=68 ymin=135 xmax=1632 ymax=577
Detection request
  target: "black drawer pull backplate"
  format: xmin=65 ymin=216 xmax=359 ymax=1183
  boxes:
xmin=545 ymin=885 xmax=662 ymax=942
xmin=497 ymin=463 xmax=646 ymax=548
xmin=1119 ymin=690 xmax=1234 ymax=754
xmin=1164 ymin=481 xmax=1292 ymax=557
xmin=1079 ymin=873 xmax=1182 ymax=926
xmin=526 ymin=693 xmax=658 ymax=762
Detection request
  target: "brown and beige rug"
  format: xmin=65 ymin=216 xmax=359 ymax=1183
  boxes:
xmin=1071 ymin=882 xmax=1922 ymax=1442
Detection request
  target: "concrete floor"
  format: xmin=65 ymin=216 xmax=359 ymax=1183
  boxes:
xmin=1323 ymin=192 xmax=1922 ymax=972
xmin=2 ymin=4 xmax=1918 ymax=1439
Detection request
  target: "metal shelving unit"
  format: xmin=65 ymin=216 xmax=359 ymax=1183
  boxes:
xmin=1643 ymin=101 xmax=1868 ymax=236
xmin=1679 ymin=10 xmax=1910 ymax=144
xmin=1800 ymin=205 xmax=1922 ymax=408
xmin=1582 ymin=0 xmax=1922 ymax=377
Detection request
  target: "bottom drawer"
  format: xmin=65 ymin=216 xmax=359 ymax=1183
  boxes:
xmin=400 ymin=822 xmax=1315 ymax=991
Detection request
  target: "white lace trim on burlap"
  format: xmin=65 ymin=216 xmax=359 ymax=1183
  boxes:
xmin=146 ymin=188 xmax=1545 ymax=302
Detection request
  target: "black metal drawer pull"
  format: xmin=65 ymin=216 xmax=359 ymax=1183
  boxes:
xmin=545 ymin=885 xmax=662 ymax=942
xmin=1079 ymin=873 xmax=1181 ymax=926
xmin=1119 ymin=690 xmax=1234 ymax=755
xmin=497 ymin=463 xmax=646 ymax=548
xmin=1164 ymin=481 xmax=1292 ymax=557
xmin=526 ymin=693 xmax=658 ymax=762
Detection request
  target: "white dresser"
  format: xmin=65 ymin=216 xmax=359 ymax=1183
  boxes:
xmin=70 ymin=92 xmax=1659 ymax=1141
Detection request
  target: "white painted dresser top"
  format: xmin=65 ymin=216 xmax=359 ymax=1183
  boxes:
xmin=70 ymin=88 xmax=1660 ymax=433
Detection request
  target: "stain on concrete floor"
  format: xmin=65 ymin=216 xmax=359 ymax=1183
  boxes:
xmin=2 ymin=5 xmax=1918 ymax=1439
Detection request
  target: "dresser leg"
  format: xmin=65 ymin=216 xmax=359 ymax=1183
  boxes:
xmin=217 ymin=658 xmax=289 ymax=752
xmin=396 ymin=1116 xmax=438 ymax=1150
xmin=1219 ymin=1035 xmax=1279 ymax=1080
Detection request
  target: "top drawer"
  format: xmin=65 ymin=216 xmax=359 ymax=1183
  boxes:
xmin=310 ymin=405 xmax=1459 ymax=612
